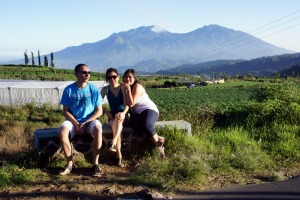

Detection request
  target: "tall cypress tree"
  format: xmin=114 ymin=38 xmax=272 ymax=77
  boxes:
xmin=24 ymin=50 xmax=29 ymax=66
xmin=38 ymin=50 xmax=41 ymax=66
xmin=31 ymin=51 xmax=35 ymax=66
xmin=50 ymin=52 xmax=54 ymax=68
xmin=44 ymin=56 xmax=48 ymax=67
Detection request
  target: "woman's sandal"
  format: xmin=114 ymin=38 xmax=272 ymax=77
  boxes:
xmin=157 ymin=146 xmax=165 ymax=159
xmin=108 ymin=144 xmax=117 ymax=152
xmin=157 ymin=136 xmax=165 ymax=147
xmin=157 ymin=136 xmax=165 ymax=159
xmin=59 ymin=165 xmax=73 ymax=176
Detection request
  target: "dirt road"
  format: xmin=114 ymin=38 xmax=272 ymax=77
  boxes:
xmin=0 ymin=163 xmax=299 ymax=200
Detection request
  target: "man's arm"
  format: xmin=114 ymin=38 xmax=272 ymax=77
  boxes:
xmin=84 ymin=105 xmax=103 ymax=124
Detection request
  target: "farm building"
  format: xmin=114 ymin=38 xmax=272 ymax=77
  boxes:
xmin=204 ymin=79 xmax=225 ymax=84
xmin=0 ymin=80 xmax=107 ymax=106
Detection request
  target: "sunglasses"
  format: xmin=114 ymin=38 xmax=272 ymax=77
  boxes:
xmin=78 ymin=71 xmax=91 ymax=75
xmin=107 ymin=75 xmax=117 ymax=80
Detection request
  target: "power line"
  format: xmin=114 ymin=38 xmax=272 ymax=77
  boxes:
xmin=190 ymin=22 xmax=300 ymax=64
xmin=178 ymin=10 xmax=300 ymax=65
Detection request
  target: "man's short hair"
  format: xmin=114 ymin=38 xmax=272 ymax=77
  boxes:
xmin=74 ymin=64 xmax=87 ymax=72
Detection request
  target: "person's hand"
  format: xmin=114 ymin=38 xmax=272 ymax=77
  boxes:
xmin=115 ymin=112 xmax=125 ymax=123
xmin=75 ymin=123 xmax=83 ymax=135
xmin=77 ymin=121 xmax=88 ymax=135
xmin=123 ymin=83 xmax=131 ymax=92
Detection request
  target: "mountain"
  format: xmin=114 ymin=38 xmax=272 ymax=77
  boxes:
xmin=156 ymin=53 xmax=300 ymax=77
xmin=4 ymin=25 xmax=294 ymax=72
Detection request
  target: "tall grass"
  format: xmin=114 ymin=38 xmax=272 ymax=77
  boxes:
xmin=130 ymin=129 xmax=211 ymax=188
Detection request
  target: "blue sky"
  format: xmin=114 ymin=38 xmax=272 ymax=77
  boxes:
xmin=1 ymin=0 xmax=300 ymax=62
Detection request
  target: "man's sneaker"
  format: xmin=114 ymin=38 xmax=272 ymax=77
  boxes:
xmin=117 ymin=158 xmax=124 ymax=167
xmin=108 ymin=144 xmax=117 ymax=152
xmin=92 ymin=164 xmax=104 ymax=177
xmin=59 ymin=165 xmax=73 ymax=176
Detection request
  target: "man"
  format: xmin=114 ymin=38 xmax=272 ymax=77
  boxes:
xmin=58 ymin=63 xmax=104 ymax=176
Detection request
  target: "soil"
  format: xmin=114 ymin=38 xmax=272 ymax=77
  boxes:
xmin=1 ymin=160 xmax=300 ymax=200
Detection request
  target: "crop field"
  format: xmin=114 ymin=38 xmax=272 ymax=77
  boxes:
xmin=0 ymin=65 xmax=102 ymax=81
xmin=147 ymin=80 xmax=263 ymax=120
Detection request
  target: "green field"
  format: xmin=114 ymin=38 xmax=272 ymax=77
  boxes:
xmin=148 ymin=82 xmax=260 ymax=120
xmin=0 ymin=65 xmax=103 ymax=81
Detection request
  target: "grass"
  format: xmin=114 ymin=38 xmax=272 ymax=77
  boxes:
xmin=0 ymin=72 xmax=299 ymax=190
xmin=130 ymin=129 xmax=211 ymax=188
xmin=0 ymin=162 xmax=40 ymax=187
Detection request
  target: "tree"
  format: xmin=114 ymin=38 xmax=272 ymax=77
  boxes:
xmin=211 ymin=72 xmax=215 ymax=80
xmin=44 ymin=56 xmax=48 ymax=67
xmin=50 ymin=52 xmax=54 ymax=68
xmin=38 ymin=50 xmax=41 ymax=65
xmin=24 ymin=50 xmax=29 ymax=66
xmin=31 ymin=51 xmax=35 ymax=66
xmin=197 ymin=68 xmax=200 ymax=77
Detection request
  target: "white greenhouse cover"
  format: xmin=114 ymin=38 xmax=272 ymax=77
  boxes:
xmin=0 ymin=80 xmax=107 ymax=106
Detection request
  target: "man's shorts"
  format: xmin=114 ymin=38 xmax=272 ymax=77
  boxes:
xmin=59 ymin=120 xmax=102 ymax=139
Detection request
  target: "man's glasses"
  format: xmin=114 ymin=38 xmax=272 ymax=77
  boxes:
xmin=107 ymin=75 xmax=117 ymax=80
xmin=78 ymin=71 xmax=91 ymax=75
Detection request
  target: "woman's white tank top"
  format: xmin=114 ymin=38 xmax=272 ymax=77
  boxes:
xmin=132 ymin=92 xmax=159 ymax=114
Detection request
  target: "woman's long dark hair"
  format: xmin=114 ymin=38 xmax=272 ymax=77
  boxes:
xmin=123 ymin=69 xmax=140 ymax=89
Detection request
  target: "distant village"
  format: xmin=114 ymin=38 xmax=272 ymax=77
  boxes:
xmin=181 ymin=76 xmax=225 ymax=88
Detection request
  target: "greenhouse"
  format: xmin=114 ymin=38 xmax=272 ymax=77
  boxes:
xmin=0 ymin=80 xmax=107 ymax=106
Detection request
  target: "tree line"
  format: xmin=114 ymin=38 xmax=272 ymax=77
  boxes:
xmin=24 ymin=50 xmax=54 ymax=68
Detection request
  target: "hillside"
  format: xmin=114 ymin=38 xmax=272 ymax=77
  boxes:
xmin=156 ymin=53 xmax=300 ymax=77
xmin=277 ymin=63 xmax=300 ymax=77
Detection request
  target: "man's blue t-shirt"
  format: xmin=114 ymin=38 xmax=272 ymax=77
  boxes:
xmin=60 ymin=82 xmax=103 ymax=123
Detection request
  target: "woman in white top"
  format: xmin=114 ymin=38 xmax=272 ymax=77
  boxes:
xmin=122 ymin=69 xmax=165 ymax=158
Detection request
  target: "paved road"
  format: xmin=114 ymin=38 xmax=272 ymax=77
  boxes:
xmin=174 ymin=175 xmax=300 ymax=200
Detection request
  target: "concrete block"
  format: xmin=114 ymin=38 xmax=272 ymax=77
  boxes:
xmin=155 ymin=120 xmax=191 ymax=136
xmin=34 ymin=120 xmax=192 ymax=160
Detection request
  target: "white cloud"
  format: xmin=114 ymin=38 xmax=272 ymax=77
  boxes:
xmin=151 ymin=25 xmax=166 ymax=33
